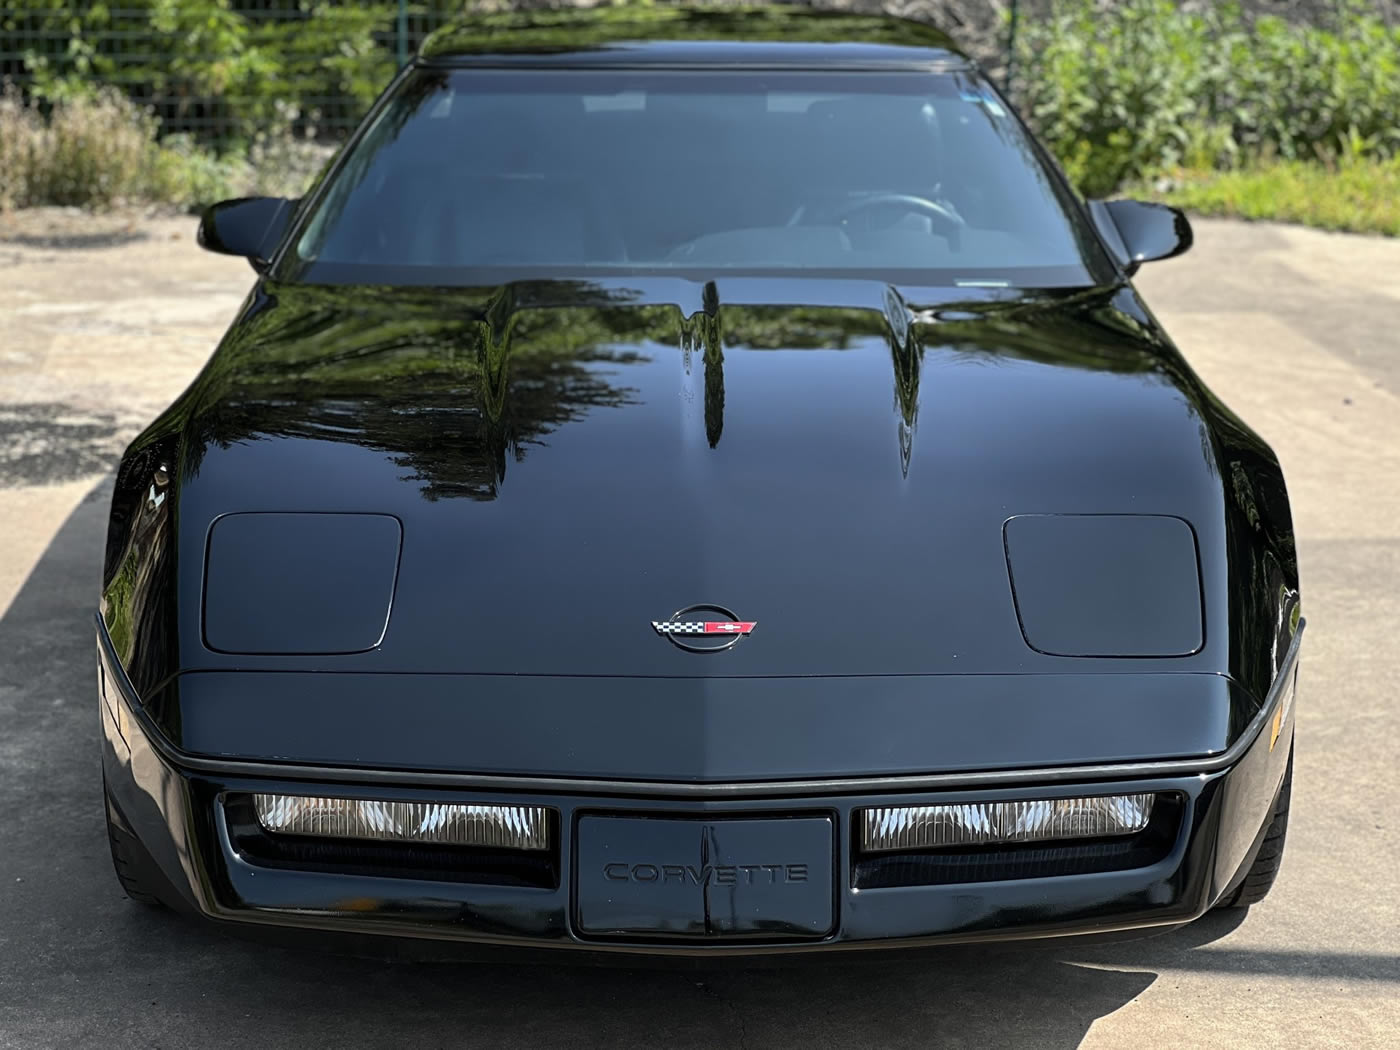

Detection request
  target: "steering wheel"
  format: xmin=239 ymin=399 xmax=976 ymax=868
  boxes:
xmin=834 ymin=194 xmax=965 ymax=249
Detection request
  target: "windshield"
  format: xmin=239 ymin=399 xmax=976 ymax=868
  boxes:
xmin=288 ymin=69 xmax=1108 ymax=287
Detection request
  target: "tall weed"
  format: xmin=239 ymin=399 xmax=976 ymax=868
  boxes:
xmin=41 ymin=86 xmax=161 ymax=206
xmin=0 ymin=85 xmax=329 ymax=211
xmin=0 ymin=84 xmax=44 ymax=211
xmin=0 ymin=85 xmax=164 ymax=208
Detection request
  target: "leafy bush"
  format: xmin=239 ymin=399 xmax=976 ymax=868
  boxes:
xmin=5 ymin=0 xmax=414 ymax=140
xmin=1015 ymin=0 xmax=1400 ymax=195
xmin=0 ymin=84 xmax=330 ymax=211
xmin=0 ymin=84 xmax=163 ymax=207
xmin=146 ymin=133 xmax=248 ymax=210
xmin=6 ymin=0 xmax=1400 ymax=226
xmin=243 ymin=102 xmax=337 ymax=199
xmin=40 ymin=86 xmax=165 ymax=206
xmin=0 ymin=83 xmax=42 ymax=210
xmin=146 ymin=105 xmax=334 ymax=207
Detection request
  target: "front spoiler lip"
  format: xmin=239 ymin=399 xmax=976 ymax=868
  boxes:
xmin=96 ymin=614 xmax=1303 ymax=799
xmin=100 ymin=638 xmax=1298 ymax=956
xmin=116 ymin=761 xmax=1214 ymax=956
xmin=104 ymin=755 xmax=1226 ymax=956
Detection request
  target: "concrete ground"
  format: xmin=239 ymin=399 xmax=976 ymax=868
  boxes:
xmin=0 ymin=213 xmax=1397 ymax=1049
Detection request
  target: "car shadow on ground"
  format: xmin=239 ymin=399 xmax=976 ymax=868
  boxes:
xmin=0 ymin=479 xmax=1393 ymax=1049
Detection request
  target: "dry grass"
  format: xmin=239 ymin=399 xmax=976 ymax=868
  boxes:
xmin=0 ymin=85 xmax=43 ymax=211
xmin=0 ymin=86 xmax=330 ymax=212
xmin=0 ymin=85 xmax=163 ymax=209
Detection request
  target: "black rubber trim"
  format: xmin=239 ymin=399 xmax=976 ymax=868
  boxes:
xmin=95 ymin=614 xmax=1303 ymax=801
xmin=416 ymin=58 xmax=973 ymax=73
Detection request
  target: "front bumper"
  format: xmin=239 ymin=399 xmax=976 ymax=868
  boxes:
xmin=98 ymin=638 xmax=1298 ymax=957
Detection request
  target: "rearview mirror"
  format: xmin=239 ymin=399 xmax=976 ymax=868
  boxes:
xmin=1088 ymin=199 xmax=1192 ymax=274
xmin=197 ymin=197 xmax=297 ymax=273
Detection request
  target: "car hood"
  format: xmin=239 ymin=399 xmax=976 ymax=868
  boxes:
xmin=140 ymin=275 xmax=1239 ymax=682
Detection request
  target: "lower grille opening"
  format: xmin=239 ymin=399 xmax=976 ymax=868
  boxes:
xmin=852 ymin=793 xmax=1184 ymax=889
xmin=224 ymin=794 xmax=559 ymax=889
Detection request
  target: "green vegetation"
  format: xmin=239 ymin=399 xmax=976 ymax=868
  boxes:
xmin=1147 ymin=157 xmax=1400 ymax=237
xmin=5 ymin=0 xmax=954 ymax=140
xmin=4 ymin=0 xmax=405 ymax=139
xmin=0 ymin=84 xmax=154 ymax=209
xmin=3 ymin=0 xmax=1399 ymax=235
xmin=418 ymin=2 xmax=954 ymax=56
xmin=1016 ymin=0 xmax=1400 ymax=199
xmin=0 ymin=85 xmax=328 ymax=211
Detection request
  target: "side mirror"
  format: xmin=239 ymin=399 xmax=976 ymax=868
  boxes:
xmin=197 ymin=197 xmax=297 ymax=273
xmin=1088 ymin=199 xmax=1192 ymax=274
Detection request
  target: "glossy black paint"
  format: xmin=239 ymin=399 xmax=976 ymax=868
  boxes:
xmin=203 ymin=512 xmax=401 ymax=654
xmin=103 ymin=278 xmax=1298 ymax=720
xmin=1090 ymin=199 xmax=1194 ymax=274
xmin=415 ymin=7 xmax=966 ymax=66
xmin=196 ymin=197 xmax=296 ymax=272
xmin=98 ymin=626 xmax=1298 ymax=952
xmin=147 ymin=669 xmax=1250 ymax=781
xmin=1003 ymin=514 xmax=1204 ymax=657
xmin=574 ymin=815 xmax=835 ymax=939
xmin=99 ymin=6 xmax=1302 ymax=952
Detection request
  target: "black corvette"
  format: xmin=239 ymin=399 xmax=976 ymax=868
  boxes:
xmin=98 ymin=6 xmax=1300 ymax=955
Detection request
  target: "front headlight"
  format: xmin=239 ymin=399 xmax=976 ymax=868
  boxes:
xmin=253 ymin=794 xmax=551 ymax=850
xmin=859 ymin=794 xmax=1155 ymax=852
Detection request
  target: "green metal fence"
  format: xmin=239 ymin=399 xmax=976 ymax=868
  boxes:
xmin=0 ymin=2 xmax=455 ymax=141
xmin=11 ymin=0 xmax=1389 ymax=146
xmin=0 ymin=1 xmax=1025 ymax=142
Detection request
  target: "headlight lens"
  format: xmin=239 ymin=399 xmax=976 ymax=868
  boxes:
xmin=252 ymin=794 xmax=550 ymax=850
xmin=860 ymin=794 xmax=1155 ymax=852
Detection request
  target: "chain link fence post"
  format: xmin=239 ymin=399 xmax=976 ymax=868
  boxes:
xmin=397 ymin=0 xmax=410 ymax=68
xmin=1005 ymin=0 xmax=1021 ymax=97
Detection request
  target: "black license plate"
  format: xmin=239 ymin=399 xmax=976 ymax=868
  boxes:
xmin=575 ymin=815 xmax=834 ymax=939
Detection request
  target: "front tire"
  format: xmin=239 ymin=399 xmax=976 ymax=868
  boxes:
xmin=1218 ymin=749 xmax=1292 ymax=909
xmin=103 ymin=776 xmax=162 ymax=907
